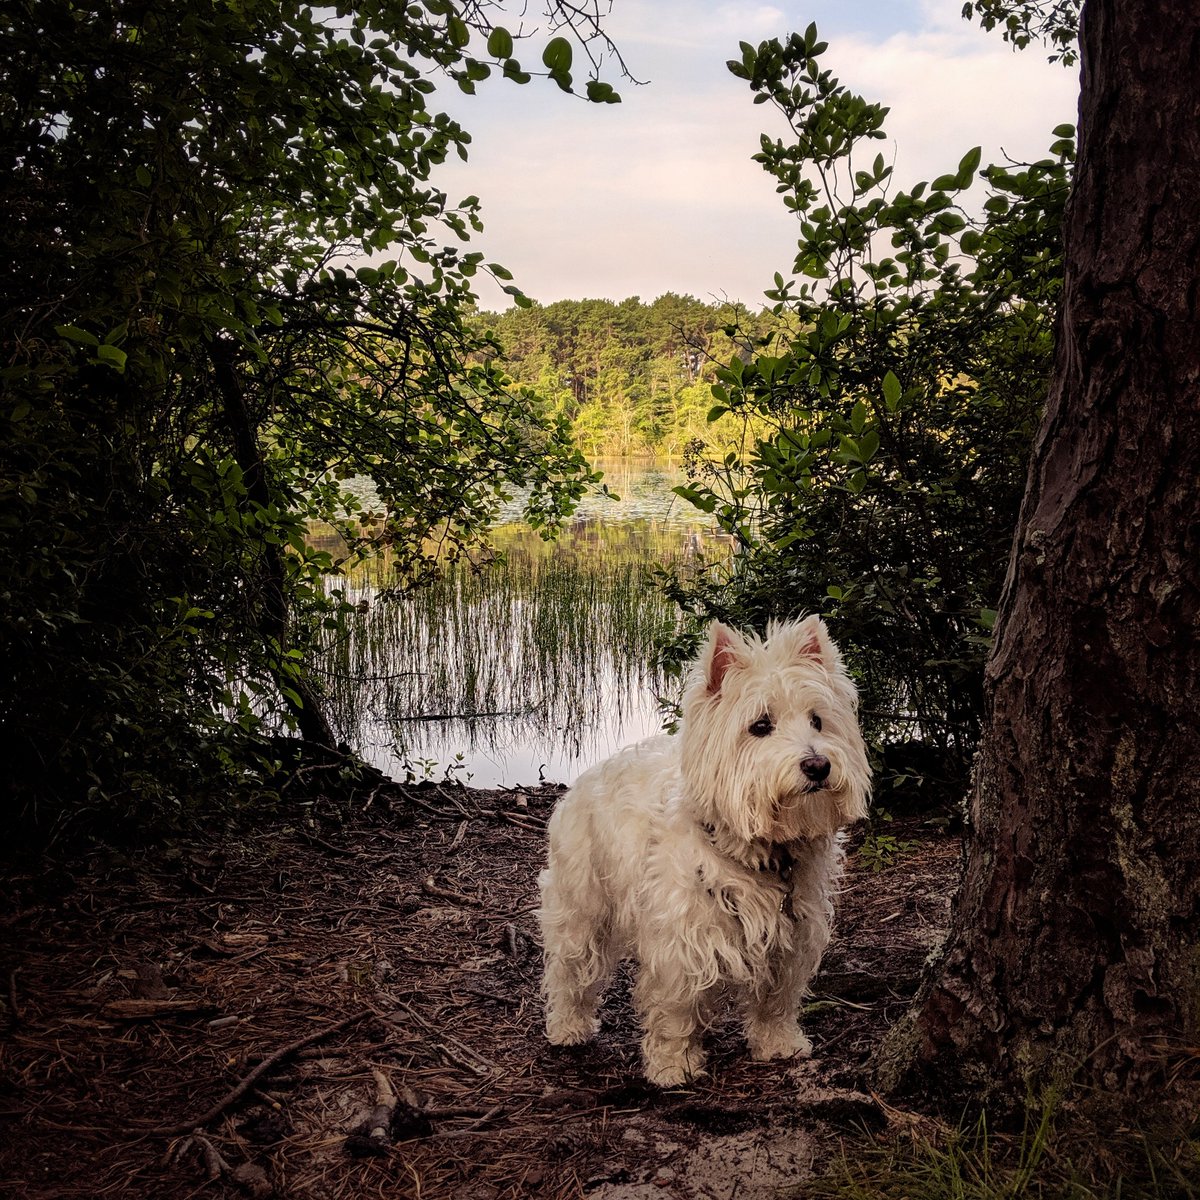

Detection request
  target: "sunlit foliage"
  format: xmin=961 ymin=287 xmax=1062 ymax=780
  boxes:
xmin=0 ymin=0 xmax=621 ymax=832
xmin=669 ymin=27 xmax=1073 ymax=803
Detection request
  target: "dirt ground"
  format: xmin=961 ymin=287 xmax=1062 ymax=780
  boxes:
xmin=0 ymin=779 xmax=959 ymax=1199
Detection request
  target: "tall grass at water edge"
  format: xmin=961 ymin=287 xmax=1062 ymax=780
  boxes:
xmin=312 ymin=518 xmax=715 ymax=784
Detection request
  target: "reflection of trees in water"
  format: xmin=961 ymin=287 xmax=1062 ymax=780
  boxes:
xmin=313 ymin=494 xmax=731 ymax=787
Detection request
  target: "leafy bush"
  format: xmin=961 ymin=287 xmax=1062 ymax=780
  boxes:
xmin=668 ymin=28 xmax=1073 ymax=802
xmin=0 ymin=1 xmax=620 ymax=836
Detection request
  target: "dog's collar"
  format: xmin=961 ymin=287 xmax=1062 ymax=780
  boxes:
xmin=700 ymin=823 xmax=797 ymax=919
xmin=700 ymin=822 xmax=796 ymax=871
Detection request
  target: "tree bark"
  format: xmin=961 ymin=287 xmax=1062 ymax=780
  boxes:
xmin=210 ymin=338 xmax=337 ymax=749
xmin=884 ymin=0 xmax=1200 ymax=1100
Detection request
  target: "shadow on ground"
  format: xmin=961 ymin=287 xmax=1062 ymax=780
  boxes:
xmin=0 ymin=782 xmax=958 ymax=1198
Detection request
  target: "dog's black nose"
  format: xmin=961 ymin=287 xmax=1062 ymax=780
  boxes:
xmin=801 ymin=755 xmax=831 ymax=783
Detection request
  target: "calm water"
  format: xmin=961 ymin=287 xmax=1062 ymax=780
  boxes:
xmin=316 ymin=459 xmax=728 ymax=787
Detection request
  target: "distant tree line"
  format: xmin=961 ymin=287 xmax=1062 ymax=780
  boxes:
xmin=471 ymin=295 xmax=781 ymax=458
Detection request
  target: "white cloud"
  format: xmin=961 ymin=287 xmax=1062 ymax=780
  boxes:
xmin=429 ymin=0 xmax=1079 ymax=308
xmin=833 ymin=15 xmax=1079 ymax=182
xmin=607 ymin=2 xmax=789 ymax=50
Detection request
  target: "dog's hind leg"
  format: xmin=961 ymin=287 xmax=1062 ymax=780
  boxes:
xmin=538 ymin=865 xmax=618 ymax=1045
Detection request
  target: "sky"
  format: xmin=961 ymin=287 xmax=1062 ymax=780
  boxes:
xmin=433 ymin=0 xmax=1081 ymax=309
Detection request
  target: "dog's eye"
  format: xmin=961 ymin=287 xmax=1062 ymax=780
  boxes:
xmin=748 ymin=715 xmax=774 ymax=738
xmin=810 ymin=713 xmax=822 ymax=732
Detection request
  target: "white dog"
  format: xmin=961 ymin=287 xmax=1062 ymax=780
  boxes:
xmin=538 ymin=616 xmax=870 ymax=1086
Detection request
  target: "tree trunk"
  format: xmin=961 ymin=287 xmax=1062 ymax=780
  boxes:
xmin=884 ymin=0 xmax=1200 ymax=1100
xmin=210 ymin=339 xmax=337 ymax=749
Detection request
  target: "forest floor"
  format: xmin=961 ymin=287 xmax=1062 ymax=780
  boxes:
xmin=0 ymin=778 xmax=959 ymax=1200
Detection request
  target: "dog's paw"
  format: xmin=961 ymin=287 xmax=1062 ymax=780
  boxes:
xmin=747 ymin=1023 xmax=813 ymax=1062
xmin=545 ymin=1013 xmax=599 ymax=1046
xmin=643 ymin=1045 xmax=706 ymax=1088
xmin=644 ymin=1058 xmax=704 ymax=1088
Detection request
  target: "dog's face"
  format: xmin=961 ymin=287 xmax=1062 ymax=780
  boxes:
xmin=679 ymin=616 xmax=871 ymax=843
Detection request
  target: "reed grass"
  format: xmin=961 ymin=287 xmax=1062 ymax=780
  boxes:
xmin=313 ymin=516 xmax=712 ymax=783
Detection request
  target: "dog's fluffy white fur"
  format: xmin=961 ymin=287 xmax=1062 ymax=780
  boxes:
xmin=538 ymin=616 xmax=871 ymax=1086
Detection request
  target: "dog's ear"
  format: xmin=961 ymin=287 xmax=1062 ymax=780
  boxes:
xmin=780 ymin=614 xmax=834 ymax=667
xmin=701 ymin=621 xmax=742 ymax=695
xmin=797 ymin=615 xmax=828 ymax=663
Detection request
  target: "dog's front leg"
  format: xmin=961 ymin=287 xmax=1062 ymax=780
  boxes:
xmin=744 ymin=847 xmax=834 ymax=1062
xmin=634 ymin=966 xmax=708 ymax=1086
xmin=744 ymin=969 xmax=813 ymax=1063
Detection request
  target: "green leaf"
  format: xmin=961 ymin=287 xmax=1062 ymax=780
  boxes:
xmin=585 ymin=79 xmax=619 ymax=104
xmin=840 ymin=435 xmax=862 ymax=461
xmin=487 ymin=26 xmax=513 ymax=58
xmin=502 ymin=58 xmax=531 ymax=83
xmin=955 ymin=145 xmax=982 ymax=188
xmin=930 ymin=211 xmax=966 ymax=234
xmin=55 ymin=324 xmax=100 ymax=347
xmin=542 ymin=36 xmax=572 ymax=73
xmin=882 ymin=371 xmax=902 ymax=410
xmin=674 ymin=485 xmax=717 ymax=514
xmin=95 ymin=344 xmax=127 ymax=372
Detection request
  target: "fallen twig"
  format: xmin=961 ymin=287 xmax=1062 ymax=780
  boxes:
xmin=102 ymin=998 xmax=217 ymax=1021
xmin=434 ymin=1102 xmax=505 ymax=1138
xmin=148 ymin=1008 xmax=372 ymax=1136
xmin=421 ymin=876 xmax=481 ymax=907
xmin=184 ymin=1135 xmax=272 ymax=1200
xmin=194 ymin=1133 xmax=231 ymax=1180
xmin=346 ymin=1070 xmax=434 ymax=1155
xmin=404 ymin=792 xmax=448 ymax=818
xmin=7 ymin=967 xmax=22 ymax=1024
xmin=367 ymin=1068 xmax=397 ymax=1142
xmin=436 ymin=1040 xmax=491 ymax=1077
xmin=296 ymin=828 xmax=357 ymax=858
xmin=389 ymin=1003 xmax=497 ymax=1075
xmin=435 ymin=785 xmax=474 ymax=818
xmin=500 ymin=813 xmax=544 ymax=833
xmin=446 ymin=820 xmax=469 ymax=854
xmin=344 ymin=1067 xmax=399 ymax=1157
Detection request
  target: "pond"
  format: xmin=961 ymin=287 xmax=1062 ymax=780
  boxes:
xmin=314 ymin=459 xmax=729 ymax=788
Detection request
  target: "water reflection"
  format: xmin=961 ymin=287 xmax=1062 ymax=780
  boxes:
xmin=316 ymin=461 xmax=726 ymax=788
